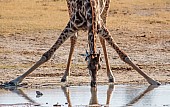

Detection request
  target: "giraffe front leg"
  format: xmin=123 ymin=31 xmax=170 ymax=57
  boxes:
xmin=61 ymin=35 xmax=77 ymax=82
xmin=100 ymin=0 xmax=114 ymax=83
xmin=89 ymin=87 xmax=98 ymax=105
xmin=99 ymin=37 xmax=115 ymax=83
xmin=98 ymin=25 xmax=161 ymax=85
xmin=106 ymin=84 xmax=114 ymax=105
xmin=5 ymin=21 xmax=77 ymax=87
xmin=61 ymin=86 xmax=72 ymax=107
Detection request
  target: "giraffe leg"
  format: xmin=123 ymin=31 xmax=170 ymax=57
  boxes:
xmin=61 ymin=86 xmax=72 ymax=107
xmin=6 ymin=21 xmax=77 ymax=86
xmin=100 ymin=0 xmax=114 ymax=82
xmin=99 ymin=37 xmax=115 ymax=82
xmin=61 ymin=35 xmax=77 ymax=82
xmin=98 ymin=25 xmax=161 ymax=85
xmin=89 ymin=87 xmax=98 ymax=105
xmin=106 ymin=84 xmax=114 ymax=105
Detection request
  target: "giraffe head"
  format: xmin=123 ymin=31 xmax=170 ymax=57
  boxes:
xmin=85 ymin=50 xmax=102 ymax=87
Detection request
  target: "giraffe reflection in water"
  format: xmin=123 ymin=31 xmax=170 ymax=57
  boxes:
xmin=61 ymin=84 xmax=114 ymax=107
xmin=0 ymin=87 xmax=40 ymax=106
xmin=61 ymin=84 xmax=158 ymax=107
xmin=0 ymin=84 xmax=158 ymax=106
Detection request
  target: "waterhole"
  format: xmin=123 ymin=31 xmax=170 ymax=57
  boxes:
xmin=0 ymin=85 xmax=170 ymax=107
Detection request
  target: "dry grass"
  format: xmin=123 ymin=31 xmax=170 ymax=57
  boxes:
xmin=108 ymin=0 xmax=170 ymax=30
xmin=0 ymin=0 xmax=69 ymax=35
xmin=0 ymin=0 xmax=169 ymax=35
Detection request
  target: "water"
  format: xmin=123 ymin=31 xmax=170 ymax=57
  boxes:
xmin=0 ymin=85 xmax=170 ymax=107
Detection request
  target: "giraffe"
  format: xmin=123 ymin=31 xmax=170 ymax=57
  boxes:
xmin=61 ymin=0 xmax=114 ymax=83
xmin=61 ymin=84 xmax=114 ymax=106
xmin=5 ymin=0 xmax=160 ymax=87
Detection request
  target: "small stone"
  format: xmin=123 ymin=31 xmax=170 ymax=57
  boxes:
xmin=141 ymin=35 xmax=146 ymax=37
xmin=36 ymin=91 xmax=43 ymax=95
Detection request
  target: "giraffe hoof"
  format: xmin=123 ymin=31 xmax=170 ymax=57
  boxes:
xmin=61 ymin=78 xmax=66 ymax=82
xmin=1 ymin=81 xmax=17 ymax=89
xmin=108 ymin=76 xmax=115 ymax=83
xmin=155 ymin=81 xmax=161 ymax=85
xmin=148 ymin=79 xmax=161 ymax=86
xmin=4 ymin=81 xmax=17 ymax=87
xmin=157 ymin=82 xmax=161 ymax=85
xmin=151 ymin=81 xmax=161 ymax=86
xmin=91 ymin=81 xmax=97 ymax=87
xmin=8 ymin=81 xmax=16 ymax=86
xmin=109 ymin=78 xmax=114 ymax=82
xmin=151 ymin=82 xmax=161 ymax=86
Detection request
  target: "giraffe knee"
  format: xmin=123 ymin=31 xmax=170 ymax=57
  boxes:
xmin=42 ymin=51 xmax=53 ymax=62
xmin=120 ymin=55 xmax=131 ymax=64
xmin=120 ymin=55 xmax=128 ymax=62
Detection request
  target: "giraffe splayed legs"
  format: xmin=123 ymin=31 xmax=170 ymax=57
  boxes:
xmin=7 ymin=19 xmax=78 ymax=86
xmin=61 ymin=0 xmax=115 ymax=84
xmin=97 ymin=25 xmax=161 ymax=85
xmin=5 ymin=0 xmax=160 ymax=87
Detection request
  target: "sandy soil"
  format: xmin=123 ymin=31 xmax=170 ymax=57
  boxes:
xmin=0 ymin=0 xmax=170 ymax=87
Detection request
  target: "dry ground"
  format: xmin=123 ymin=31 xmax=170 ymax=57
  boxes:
xmin=0 ymin=0 xmax=170 ymax=87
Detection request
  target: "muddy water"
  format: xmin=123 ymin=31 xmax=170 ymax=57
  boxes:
xmin=0 ymin=85 xmax=170 ymax=107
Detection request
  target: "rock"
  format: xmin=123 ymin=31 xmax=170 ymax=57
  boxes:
xmin=36 ymin=91 xmax=43 ymax=98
